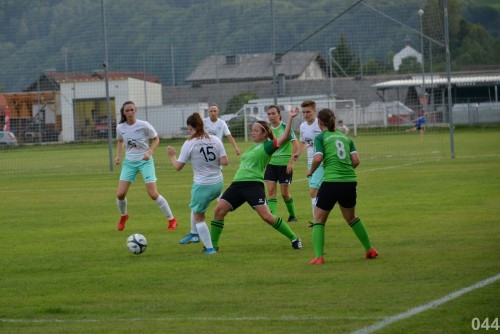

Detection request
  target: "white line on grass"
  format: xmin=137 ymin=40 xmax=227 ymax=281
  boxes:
xmin=350 ymin=273 xmax=500 ymax=334
xmin=0 ymin=315 xmax=385 ymax=324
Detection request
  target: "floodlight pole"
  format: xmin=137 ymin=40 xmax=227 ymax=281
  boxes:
xmin=270 ymin=0 xmax=278 ymax=106
xmin=419 ymin=9 xmax=426 ymax=114
xmin=443 ymin=0 xmax=455 ymax=158
xmin=101 ymin=0 xmax=114 ymax=171
xmin=329 ymin=47 xmax=336 ymax=99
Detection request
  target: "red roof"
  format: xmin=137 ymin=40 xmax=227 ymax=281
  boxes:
xmin=43 ymin=71 xmax=161 ymax=84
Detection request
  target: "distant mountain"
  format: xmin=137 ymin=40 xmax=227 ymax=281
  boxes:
xmin=0 ymin=0 xmax=498 ymax=92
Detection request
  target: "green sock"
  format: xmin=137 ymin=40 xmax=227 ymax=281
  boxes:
xmin=271 ymin=217 xmax=297 ymax=241
xmin=284 ymin=197 xmax=296 ymax=217
xmin=349 ymin=217 xmax=372 ymax=251
xmin=267 ymin=198 xmax=277 ymax=215
xmin=311 ymin=223 xmax=325 ymax=258
xmin=210 ymin=219 xmax=224 ymax=249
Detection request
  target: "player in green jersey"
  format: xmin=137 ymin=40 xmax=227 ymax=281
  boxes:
xmin=306 ymin=108 xmax=378 ymax=265
xmin=264 ymin=105 xmax=299 ymax=222
xmin=210 ymin=107 xmax=302 ymax=251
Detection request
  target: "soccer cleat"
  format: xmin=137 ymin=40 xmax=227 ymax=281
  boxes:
xmin=287 ymin=216 xmax=298 ymax=223
xmin=167 ymin=218 xmax=178 ymax=230
xmin=308 ymin=257 xmax=325 ymax=265
xmin=117 ymin=214 xmax=128 ymax=231
xmin=365 ymin=247 xmax=379 ymax=259
xmin=179 ymin=233 xmax=200 ymax=244
xmin=202 ymin=247 xmax=217 ymax=255
xmin=291 ymin=238 xmax=302 ymax=249
xmin=202 ymin=246 xmax=219 ymax=252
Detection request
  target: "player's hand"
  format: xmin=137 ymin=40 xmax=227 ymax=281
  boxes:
xmin=235 ymin=148 xmax=241 ymax=156
xmin=289 ymin=106 xmax=299 ymax=118
xmin=306 ymin=169 xmax=312 ymax=178
xmin=166 ymin=146 xmax=176 ymax=157
xmin=143 ymin=150 xmax=153 ymax=161
xmin=115 ymin=157 xmax=121 ymax=165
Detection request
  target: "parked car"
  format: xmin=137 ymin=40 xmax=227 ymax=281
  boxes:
xmin=23 ymin=124 xmax=59 ymax=142
xmin=94 ymin=116 xmax=116 ymax=138
xmin=226 ymin=115 xmax=260 ymax=137
xmin=0 ymin=131 xmax=18 ymax=146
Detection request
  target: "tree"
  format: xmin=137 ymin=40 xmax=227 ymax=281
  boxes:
xmin=224 ymin=92 xmax=258 ymax=115
xmin=398 ymin=56 xmax=422 ymax=74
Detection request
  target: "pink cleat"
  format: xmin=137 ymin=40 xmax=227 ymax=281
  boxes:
xmin=365 ymin=248 xmax=379 ymax=259
xmin=308 ymin=257 xmax=325 ymax=265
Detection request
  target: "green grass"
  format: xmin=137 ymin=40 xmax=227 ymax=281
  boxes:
xmin=0 ymin=128 xmax=499 ymax=333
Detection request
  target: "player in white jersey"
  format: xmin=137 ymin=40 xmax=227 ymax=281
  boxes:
xmin=203 ymin=104 xmax=240 ymax=156
xmin=167 ymin=112 xmax=228 ymax=254
xmin=115 ymin=101 xmax=178 ymax=232
xmin=296 ymin=100 xmax=324 ymax=221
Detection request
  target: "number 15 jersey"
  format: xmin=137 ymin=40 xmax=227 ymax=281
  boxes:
xmin=177 ymin=135 xmax=227 ymax=185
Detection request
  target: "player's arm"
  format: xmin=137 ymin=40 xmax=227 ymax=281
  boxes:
xmin=286 ymin=139 xmax=299 ymax=173
xmin=351 ymin=152 xmax=360 ymax=169
xmin=276 ymin=107 xmax=299 ymax=147
xmin=295 ymin=141 xmax=307 ymax=161
xmin=219 ymin=155 xmax=229 ymax=167
xmin=144 ymin=136 xmax=159 ymax=160
xmin=166 ymin=146 xmax=185 ymax=171
xmin=307 ymin=153 xmax=323 ymax=177
xmin=226 ymin=134 xmax=240 ymax=156
xmin=115 ymin=138 xmax=124 ymax=165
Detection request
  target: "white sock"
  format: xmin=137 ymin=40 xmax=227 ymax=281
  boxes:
xmin=117 ymin=198 xmax=127 ymax=215
xmin=311 ymin=198 xmax=317 ymax=219
xmin=196 ymin=222 xmax=213 ymax=249
xmin=190 ymin=211 xmax=198 ymax=234
xmin=155 ymin=195 xmax=174 ymax=219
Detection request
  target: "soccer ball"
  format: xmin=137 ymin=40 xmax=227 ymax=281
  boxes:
xmin=126 ymin=233 xmax=147 ymax=254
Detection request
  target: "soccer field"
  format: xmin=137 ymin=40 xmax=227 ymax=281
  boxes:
xmin=0 ymin=128 xmax=499 ymax=333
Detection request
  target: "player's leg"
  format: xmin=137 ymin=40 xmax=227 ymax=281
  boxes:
xmin=116 ymin=160 xmax=136 ymax=231
xmin=264 ymin=165 xmax=278 ymax=215
xmin=308 ymin=183 xmax=334 ymax=264
xmin=254 ymin=205 xmax=301 ymax=249
xmin=142 ymin=160 xmax=177 ymax=230
xmin=210 ymin=198 xmax=232 ymax=250
xmin=190 ymin=182 xmax=223 ymax=253
xmin=338 ymin=182 xmax=377 ymax=258
xmin=116 ymin=180 xmax=131 ymax=231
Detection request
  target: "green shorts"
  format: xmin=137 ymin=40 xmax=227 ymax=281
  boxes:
xmin=120 ymin=158 xmax=157 ymax=183
xmin=189 ymin=181 xmax=224 ymax=213
xmin=308 ymin=163 xmax=324 ymax=190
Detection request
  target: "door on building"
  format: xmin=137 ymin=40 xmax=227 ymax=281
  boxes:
xmin=74 ymin=98 xmax=116 ymax=140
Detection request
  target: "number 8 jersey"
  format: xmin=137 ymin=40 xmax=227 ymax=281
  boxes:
xmin=313 ymin=130 xmax=357 ymax=182
xmin=177 ymin=135 xmax=227 ymax=185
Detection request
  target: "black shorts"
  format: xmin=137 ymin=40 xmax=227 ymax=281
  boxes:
xmin=220 ymin=181 xmax=267 ymax=211
xmin=264 ymin=164 xmax=293 ymax=184
xmin=316 ymin=181 xmax=357 ymax=211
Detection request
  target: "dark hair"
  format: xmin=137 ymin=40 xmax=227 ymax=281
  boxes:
xmin=208 ymin=104 xmax=219 ymax=111
xmin=119 ymin=101 xmax=135 ymax=124
xmin=266 ymin=104 xmax=282 ymax=121
xmin=187 ymin=113 xmax=209 ymax=140
xmin=301 ymin=100 xmax=316 ymax=109
xmin=317 ymin=108 xmax=336 ymax=131
xmin=255 ymin=120 xmax=274 ymax=140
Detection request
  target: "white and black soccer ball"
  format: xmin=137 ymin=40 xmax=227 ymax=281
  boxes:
xmin=126 ymin=233 xmax=147 ymax=255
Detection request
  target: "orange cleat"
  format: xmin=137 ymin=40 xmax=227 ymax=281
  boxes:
xmin=168 ymin=218 xmax=178 ymax=230
xmin=117 ymin=214 xmax=128 ymax=231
